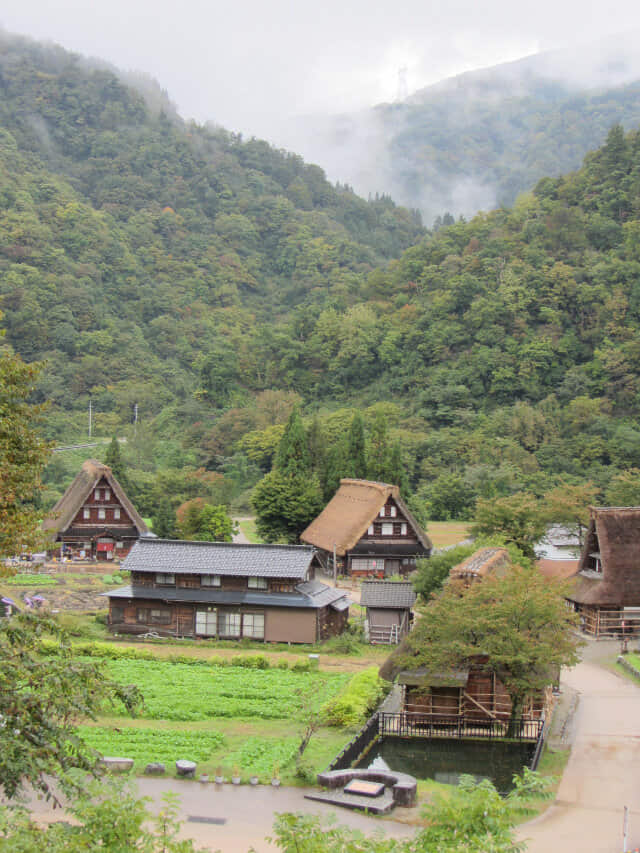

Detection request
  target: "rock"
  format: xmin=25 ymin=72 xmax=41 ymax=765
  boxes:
xmin=144 ymin=762 xmax=166 ymax=775
xmin=176 ymin=760 xmax=197 ymax=778
xmin=101 ymin=757 xmax=134 ymax=773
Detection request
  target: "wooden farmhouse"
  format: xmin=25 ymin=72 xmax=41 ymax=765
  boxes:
xmin=300 ymin=479 xmax=431 ymax=578
xmin=43 ymin=459 xmax=149 ymax=560
xmin=360 ymin=580 xmax=416 ymax=644
xmin=566 ymin=506 xmax=640 ymax=637
xmin=379 ymin=547 xmax=548 ymax=726
xmin=106 ymin=539 xmax=350 ymax=643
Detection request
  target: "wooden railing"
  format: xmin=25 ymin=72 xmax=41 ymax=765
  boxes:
xmin=378 ymin=712 xmax=543 ymax=741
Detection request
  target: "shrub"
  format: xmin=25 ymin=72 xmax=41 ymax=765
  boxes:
xmin=322 ymin=667 xmax=386 ymax=727
xmin=231 ymin=654 xmax=270 ymax=669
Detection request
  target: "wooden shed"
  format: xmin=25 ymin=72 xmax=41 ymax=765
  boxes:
xmin=359 ymin=580 xmax=416 ymax=644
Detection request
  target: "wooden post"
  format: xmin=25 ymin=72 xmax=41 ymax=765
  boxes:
xmin=333 ymin=543 xmax=337 ymax=583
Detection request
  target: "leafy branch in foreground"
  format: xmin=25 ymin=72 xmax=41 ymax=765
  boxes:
xmin=0 ymin=612 xmax=142 ymax=805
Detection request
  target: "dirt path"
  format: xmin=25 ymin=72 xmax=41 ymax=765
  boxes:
xmin=519 ymin=642 xmax=640 ymax=853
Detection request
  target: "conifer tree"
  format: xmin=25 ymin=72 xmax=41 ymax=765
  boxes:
xmin=388 ymin=440 xmax=409 ymax=494
xmin=152 ymin=496 xmax=177 ymax=539
xmin=367 ymin=411 xmax=391 ymax=482
xmin=275 ymin=407 xmax=310 ymax=477
xmin=346 ymin=412 xmax=367 ymax=479
xmin=104 ymin=436 xmax=129 ymax=492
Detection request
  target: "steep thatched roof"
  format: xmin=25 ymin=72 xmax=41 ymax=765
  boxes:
xmin=569 ymin=506 xmax=640 ymax=606
xmin=43 ymin=459 xmax=148 ymax=536
xmin=300 ymin=479 xmax=431 ymax=556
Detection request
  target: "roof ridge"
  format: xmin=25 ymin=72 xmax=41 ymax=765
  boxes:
xmin=139 ymin=539 xmax=314 ymax=550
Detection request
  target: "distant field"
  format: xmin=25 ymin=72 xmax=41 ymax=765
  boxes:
xmin=236 ymin=518 xmax=261 ymax=543
xmin=426 ymin=521 xmax=472 ymax=548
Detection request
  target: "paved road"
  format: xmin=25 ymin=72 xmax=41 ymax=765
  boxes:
xmin=519 ymin=644 xmax=640 ymax=853
xmin=26 ymin=778 xmax=415 ymax=852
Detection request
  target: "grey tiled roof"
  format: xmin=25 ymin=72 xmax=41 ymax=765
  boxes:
xmin=360 ymin=580 xmax=416 ymax=609
xmin=122 ymin=539 xmax=315 ymax=579
xmin=105 ymin=581 xmax=349 ymax=610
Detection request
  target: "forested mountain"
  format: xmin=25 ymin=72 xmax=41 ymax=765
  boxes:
xmin=277 ymin=39 xmax=640 ymax=223
xmin=2 ymin=32 xmax=640 ymax=523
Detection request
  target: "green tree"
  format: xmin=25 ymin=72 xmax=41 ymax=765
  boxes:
xmin=425 ymin=473 xmax=476 ymax=520
xmin=346 ymin=412 xmax=367 ymax=479
xmin=387 ymin=441 xmax=409 ymax=495
xmin=542 ymin=480 xmax=599 ymax=545
xmin=196 ymin=504 xmax=237 ymax=541
xmin=275 ymin=407 xmax=310 ymax=477
xmin=0 ymin=345 xmax=50 ymax=559
xmin=367 ymin=411 xmax=391 ymax=482
xmin=0 ymin=612 xmax=141 ymax=805
xmin=473 ymin=493 xmax=548 ymax=558
xmin=104 ymin=435 xmax=130 ymax=492
xmin=605 ymin=468 xmax=640 ymax=506
xmin=401 ymin=564 xmax=582 ymax=732
xmin=151 ymin=496 xmax=178 ymax=539
xmin=252 ymin=470 xmax=323 ymax=543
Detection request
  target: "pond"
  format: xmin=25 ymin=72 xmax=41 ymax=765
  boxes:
xmin=355 ymin=736 xmax=534 ymax=792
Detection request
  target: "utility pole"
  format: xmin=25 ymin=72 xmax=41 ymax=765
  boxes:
xmin=333 ymin=543 xmax=337 ymax=583
xmin=88 ymin=398 xmax=92 ymax=438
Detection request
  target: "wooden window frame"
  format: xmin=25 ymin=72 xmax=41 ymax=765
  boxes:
xmin=248 ymin=576 xmax=268 ymax=590
xmin=201 ymin=574 xmax=221 ymax=587
xmin=156 ymin=572 xmax=176 ymax=586
xmin=242 ymin=612 xmax=265 ymax=639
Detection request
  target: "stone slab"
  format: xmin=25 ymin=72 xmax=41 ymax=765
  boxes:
xmin=344 ymin=779 xmax=385 ymax=797
xmin=304 ymin=788 xmax=395 ymax=815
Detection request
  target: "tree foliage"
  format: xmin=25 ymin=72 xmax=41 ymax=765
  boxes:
xmin=0 ymin=612 xmax=141 ymax=805
xmin=402 ymin=565 xmax=582 ymax=726
xmin=0 ymin=343 xmax=49 ymax=559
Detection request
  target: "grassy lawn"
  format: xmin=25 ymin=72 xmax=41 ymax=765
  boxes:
xmin=425 ymin=521 xmax=472 ymax=548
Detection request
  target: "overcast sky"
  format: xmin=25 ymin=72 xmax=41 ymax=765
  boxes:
xmin=3 ymin=1 xmax=640 ymax=140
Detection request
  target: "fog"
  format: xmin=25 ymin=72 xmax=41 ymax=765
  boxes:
xmin=3 ymin=1 xmax=640 ymax=221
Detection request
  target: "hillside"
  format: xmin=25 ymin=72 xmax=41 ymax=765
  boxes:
xmin=274 ymin=39 xmax=640 ymax=223
xmin=2 ymin=33 xmax=640 ymax=522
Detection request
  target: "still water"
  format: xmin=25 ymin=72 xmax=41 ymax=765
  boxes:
xmin=356 ymin=736 xmax=534 ymax=792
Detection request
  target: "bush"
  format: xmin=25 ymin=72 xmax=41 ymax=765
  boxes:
xmin=231 ymin=654 xmax=270 ymax=669
xmin=322 ymin=667 xmax=386 ymax=727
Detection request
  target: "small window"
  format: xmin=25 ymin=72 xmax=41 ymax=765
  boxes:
xmin=94 ymin=489 xmax=101 ymax=500
xmin=248 ymin=576 xmax=268 ymax=590
xmin=202 ymin=574 xmax=221 ymax=587
xmin=379 ymin=506 xmax=386 ymax=517
xmin=136 ymin=608 xmax=148 ymax=623
xmin=98 ymin=508 xmax=106 ymax=520
xmin=104 ymin=489 xmax=111 ymax=501
xmin=401 ymin=523 xmax=407 ymax=535
xmin=83 ymin=507 xmax=90 ymax=520
xmin=150 ymin=609 xmax=171 ymax=625
xmin=156 ymin=573 xmax=175 ymax=585
xmin=116 ymin=541 xmax=124 ymax=549
xmin=113 ymin=508 xmax=121 ymax=520
xmin=84 ymin=541 xmax=91 ymax=549
xmin=367 ymin=524 xmax=374 ymax=536
xmin=382 ymin=522 xmax=393 ymax=536
xmin=390 ymin=505 xmax=397 ymax=517
xmin=243 ymin=612 xmax=265 ymax=639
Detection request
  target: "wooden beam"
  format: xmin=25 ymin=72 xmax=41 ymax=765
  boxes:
xmin=463 ymin=691 xmax=498 ymax=720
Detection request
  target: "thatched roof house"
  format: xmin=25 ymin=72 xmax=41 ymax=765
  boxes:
xmin=43 ymin=459 xmax=148 ymax=560
xmin=300 ymin=479 xmax=431 ymax=578
xmin=567 ymin=506 xmax=640 ymax=636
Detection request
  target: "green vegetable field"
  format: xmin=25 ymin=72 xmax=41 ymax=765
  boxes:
xmin=103 ymin=659 xmax=350 ymax=721
xmin=79 ymin=726 xmax=225 ymax=766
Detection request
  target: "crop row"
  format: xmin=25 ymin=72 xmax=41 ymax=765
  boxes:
xmin=102 ymin=659 xmax=350 ymax=721
xmin=78 ymin=726 xmax=224 ymax=765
